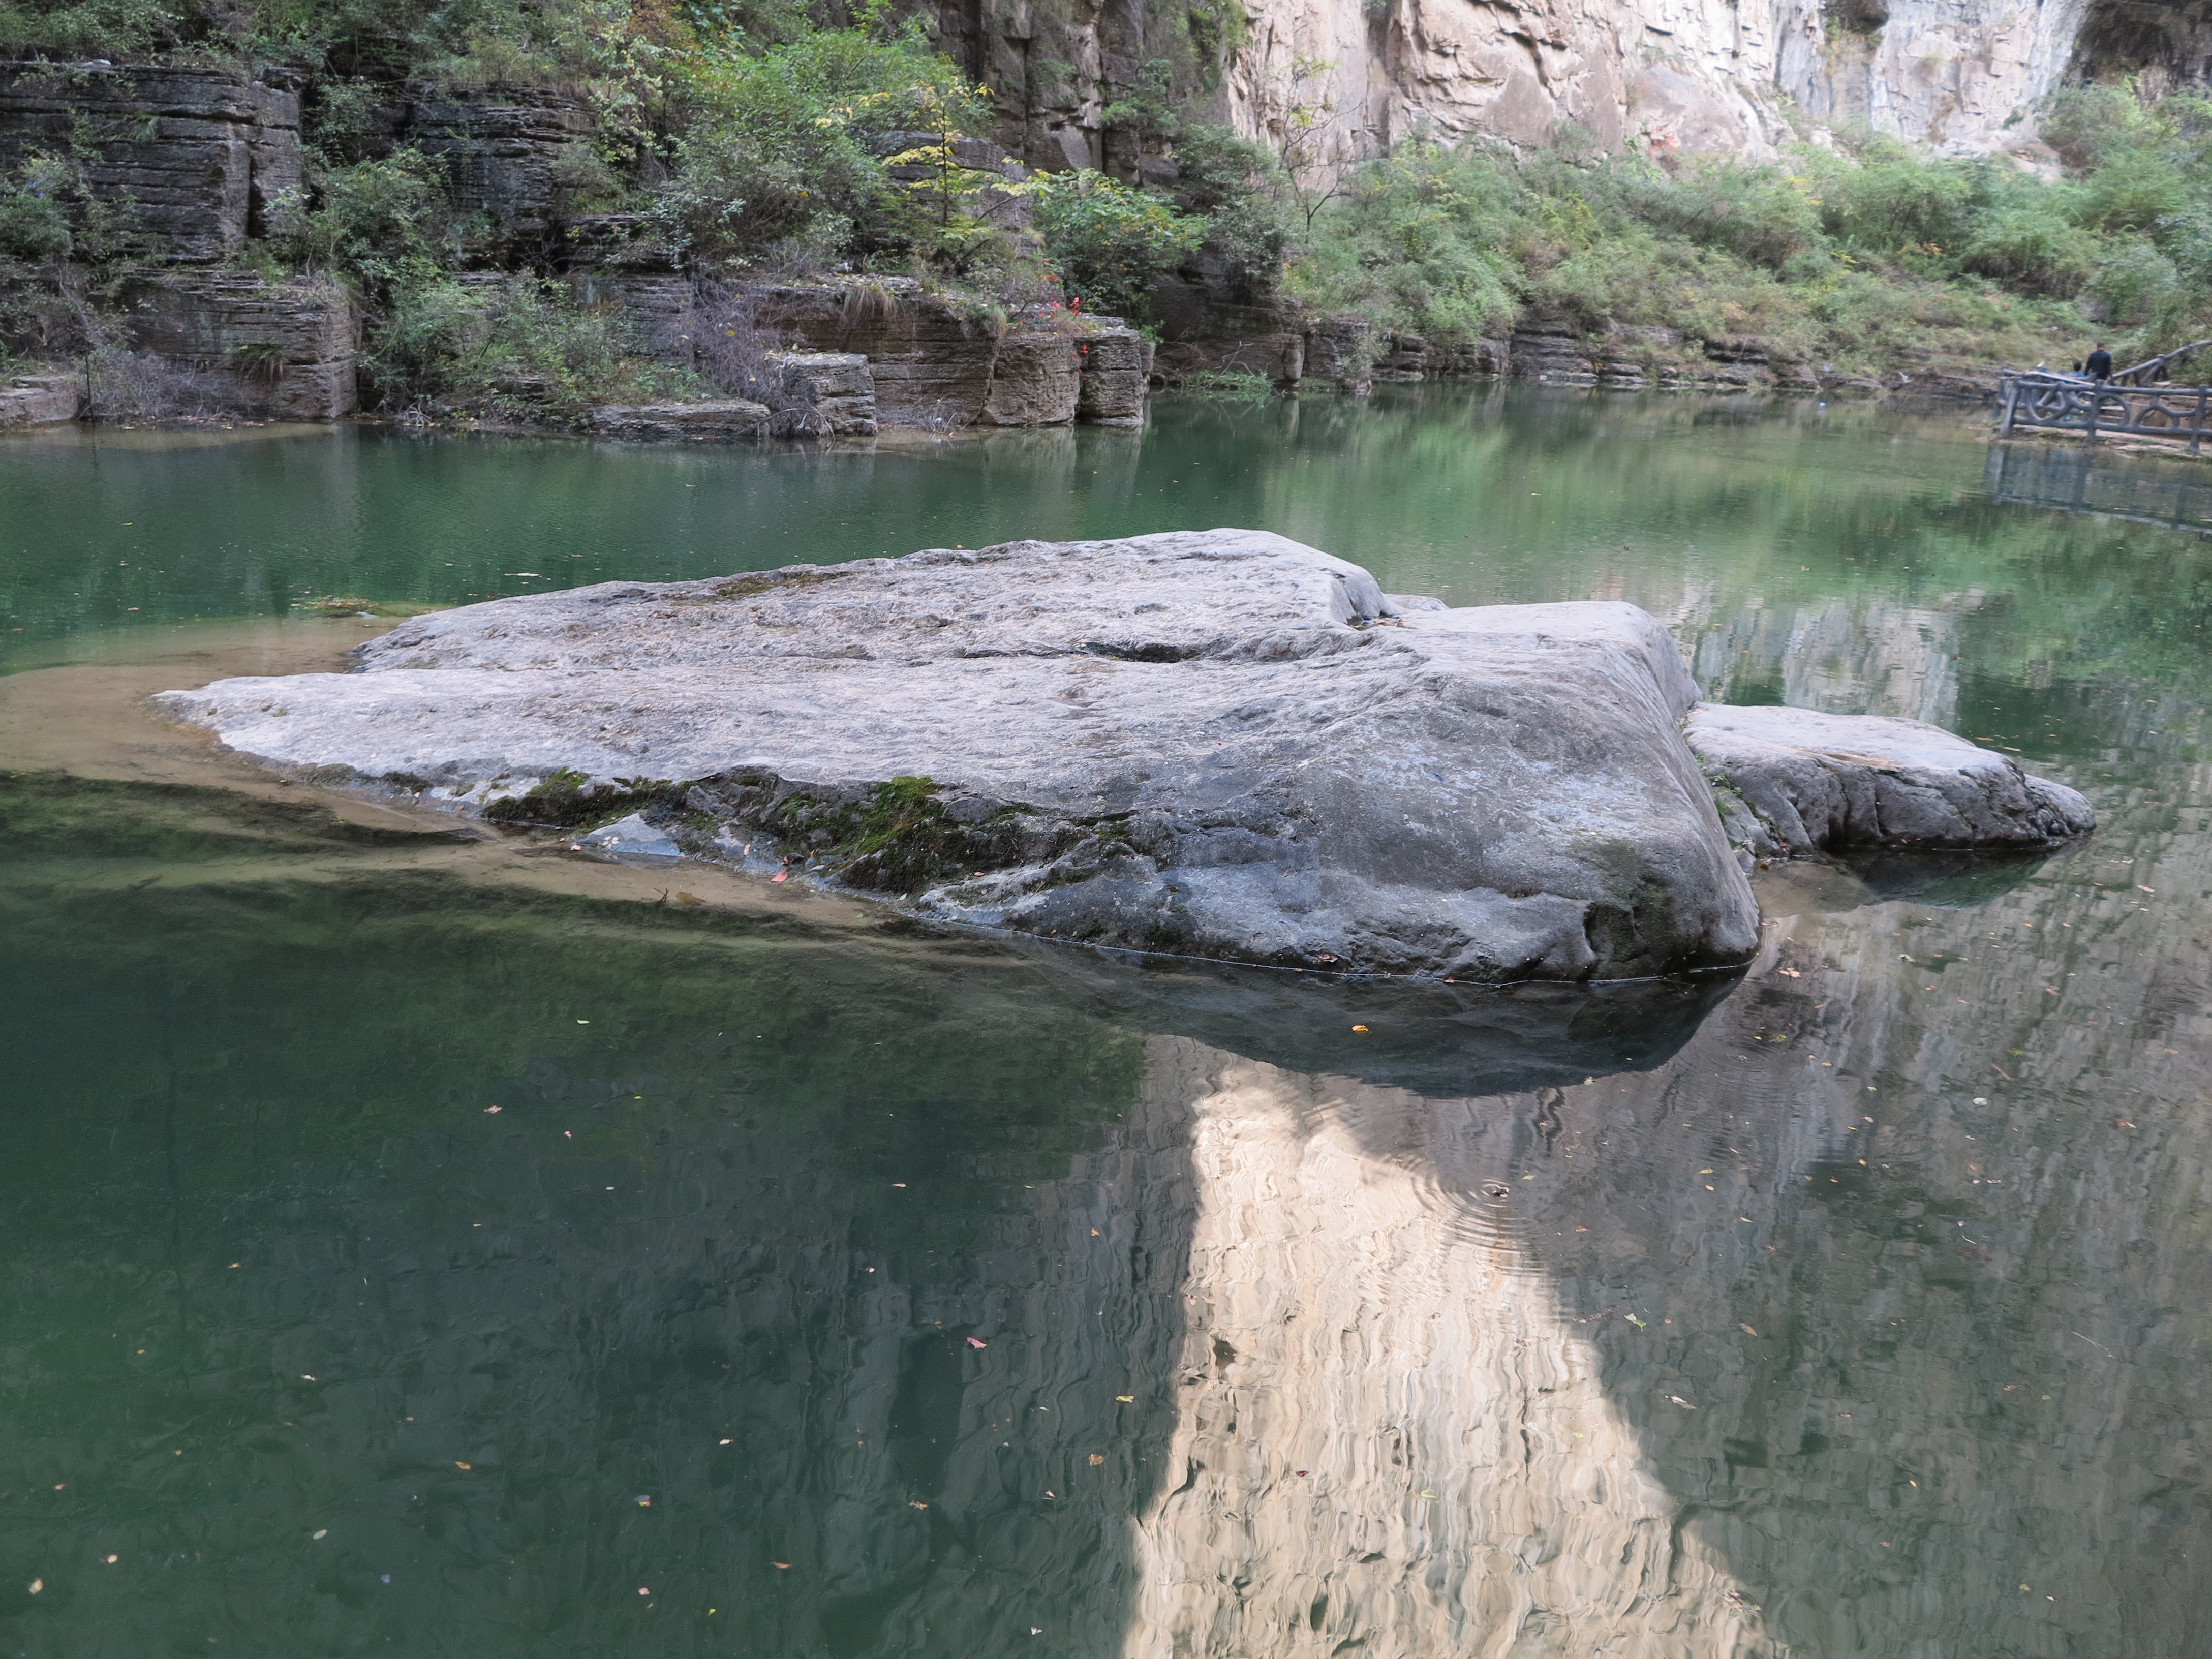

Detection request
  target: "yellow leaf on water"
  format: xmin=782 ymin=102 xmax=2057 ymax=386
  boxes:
xmin=1088 ymin=1453 xmax=1105 ymax=1466
xmin=455 ymin=1461 xmax=472 ymax=1470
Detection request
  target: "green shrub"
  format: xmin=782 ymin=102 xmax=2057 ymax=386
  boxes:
xmin=1283 ymin=142 xmax=1519 ymax=337
xmin=1958 ymin=206 xmax=2099 ymax=295
xmin=1623 ymin=158 xmax=1827 ymax=271
xmin=274 ymin=151 xmax=460 ymax=295
xmin=364 ymin=273 xmax=692 ymax=417
xmin=0 ymin=0 xmax=183 ymax=57
xmin=1804 ymin=139 xmax=1985 ymax=255
xmin=0 ymin=151 xmax=135 ymax=267
xmin=0 ymin=159 xmax=75 ymax=265
xmin=2088 ymin=240 xmax=2178 ymax=325
xmin=656 ymin=18 xmax=989 ymax=267
xmin=1171 ymin=122 xmax=1291 ymax=292
xmin=1029 ymin=169 xmax=1204 ymax=318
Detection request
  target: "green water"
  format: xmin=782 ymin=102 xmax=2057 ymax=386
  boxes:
xmin=5 ymin=389 xmax=2212 ymax=1656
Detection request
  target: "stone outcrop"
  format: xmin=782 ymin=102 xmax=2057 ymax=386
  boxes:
xmin=1688 ymin=702 xmax=2097 ymax=858
xmin=766 ymin=351 xmax=877 ymax=436
xmin=587 ymin=398 xmax=769 ymax=440
xmin=374 ymin=84 xmax=594 ymax=256
xmin=0 ymin=367 xmax=79 ymax=427
xmin=1076 ymin=325 xmax=1153 ymax=423
xmin=754 ymin=279 xmax=1150 ymax=429
xmin=1301 ymin=315 xmax=1374 ymax=393
xmin=157 ymin=535 xmax=2095 ymax=973
xmin=117 ymin=271 xmax=356 ymax=418
xmin=156 ymin=529 xmax=1764 ymax=982
xmin=979 ymin=331 xmax=1081 ymax=425
xmin=757 ymin=279 xmax=1005 ymax=426
xmin=0 ymin=62 xmax=301 ymax=262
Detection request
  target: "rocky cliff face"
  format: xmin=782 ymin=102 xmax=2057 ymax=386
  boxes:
xmin=0 ymin=61 xmax=301 ymax=261
xmin=932 ymin=0 xmax=2121 ymax=173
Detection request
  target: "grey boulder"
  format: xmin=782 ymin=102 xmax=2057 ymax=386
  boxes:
xmin=155 ymin=530 xmax=1762 ymax=982
xmin=1686 ymin=702 xmax=2095 ymax=858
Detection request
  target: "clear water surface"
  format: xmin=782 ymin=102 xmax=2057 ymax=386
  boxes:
xmin=3 ymin=388 xmax=2209 ymax=1657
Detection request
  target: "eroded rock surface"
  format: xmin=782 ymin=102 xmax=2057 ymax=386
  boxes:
xmin=156 ymin=530 xmax=1762 ymax=982
xmin=1688 ymin=702 xmax=2096 ymax=858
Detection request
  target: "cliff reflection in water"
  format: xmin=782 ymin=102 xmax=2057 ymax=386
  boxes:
xmin=2 ymin=757 xmax=2207 ymax=1657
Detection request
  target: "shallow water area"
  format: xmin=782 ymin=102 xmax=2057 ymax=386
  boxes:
xmin=4 ymin=387 xmax=2210 ymax=1657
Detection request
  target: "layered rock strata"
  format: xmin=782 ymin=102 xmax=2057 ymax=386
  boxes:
xmin=766 ymin=351 xmax=878 ymax=436
xmin=587 ymin=398 xmax=769 ymax=440
xmin=117 ymin=271 xmax=357 ymax=418
xmin=755 ymin=279 xmax=1150 ymax=430
xmin=157 ymin=530 xmax=1763 ymax=982
xmin=396 ymin=86 xmax=593 ymax=253
xmin=0 ymin=61 xmax=302 ymax=262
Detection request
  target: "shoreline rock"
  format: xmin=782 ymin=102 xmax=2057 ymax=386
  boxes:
xmin=151 ymin=532 xmax=2094 ymax=980
xmin=1687 ymin=703 xmax=2095 ymax=860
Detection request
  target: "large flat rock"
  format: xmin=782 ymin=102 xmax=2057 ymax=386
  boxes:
xmin=155 ymin=530 xmax=1765 ymax=981
xmin=1687 ymin=703 xmax=2095 ymax=856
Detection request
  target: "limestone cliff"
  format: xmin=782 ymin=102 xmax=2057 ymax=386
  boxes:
xmin=932 ymin=0 xmax=2129 ymax=174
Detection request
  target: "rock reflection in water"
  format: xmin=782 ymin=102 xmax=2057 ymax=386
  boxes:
xmin=1121 ymin=870 xmax=2208 ymax=1657
xmin=3 ymin=753 xmax=2209 ymax=1657
xmin=1128 ymin=1039 xmax=1763 ymax=1658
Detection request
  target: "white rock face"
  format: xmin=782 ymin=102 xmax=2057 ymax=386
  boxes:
xmin=1100 ymin=0 xmax=2085 ymax=171
xmin=1686 ymin=702 xmax=2096 ymax=856
xmin=156 ymin=530 xmax=1762 ymax=983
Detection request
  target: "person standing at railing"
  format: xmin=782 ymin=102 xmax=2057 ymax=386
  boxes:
xmin=2085 ymin=342 xmax=2113 ymax=381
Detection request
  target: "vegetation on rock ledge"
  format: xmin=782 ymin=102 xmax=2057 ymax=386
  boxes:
xmin=5 ymin=0 xmax=2212 ymax=403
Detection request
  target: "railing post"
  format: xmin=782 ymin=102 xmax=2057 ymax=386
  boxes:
xmin=2085 ymin=384 xmax=2099 ymax=443
xmin=2193 ymin=387 xmax=2206 ymax=456
xmin=1999 ymin=375 xmax=2019 ymax=435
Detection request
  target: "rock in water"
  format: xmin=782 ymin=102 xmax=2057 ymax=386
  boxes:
xmin=1686 ymin=703 xmax=2095 ymax=857
xmin=156 ymin=530 xmax=1762 ymax=981
xmin=571 ymin=812 xmax=681 ymax=863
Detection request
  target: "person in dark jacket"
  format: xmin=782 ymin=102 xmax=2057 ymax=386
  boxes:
xmin=2086 ymin=342 xmax=2114 ymax=380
